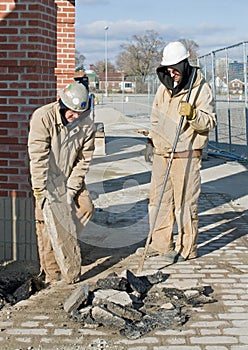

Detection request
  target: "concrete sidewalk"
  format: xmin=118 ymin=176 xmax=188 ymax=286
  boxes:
xmin=0 ymin=106 xmax=247 ymax=350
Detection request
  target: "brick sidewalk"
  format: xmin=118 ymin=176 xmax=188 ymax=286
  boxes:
xmin=0 ymin=191 xmax=247 ymax=350
xmin=1 ymin=109 xmax=247 ymax=349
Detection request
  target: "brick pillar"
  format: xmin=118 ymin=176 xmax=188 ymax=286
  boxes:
xmin=0 ymin=0 xmax=76 ymax=261
xmin=0 ymin=1 xmax=57 ymax=198
xmin=55 ymin=0 xmax=76 ymax=92
xmin=0 ymin=0 xmax=76 ymax=198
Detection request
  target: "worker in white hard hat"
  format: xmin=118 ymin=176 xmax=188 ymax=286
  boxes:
xmin=28 ymin=82 xmax=96 ymax=285
xmin=141 ymin=41 xmax=217 ymax=263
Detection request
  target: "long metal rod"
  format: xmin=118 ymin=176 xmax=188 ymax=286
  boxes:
xmin=198 ymin=40 xmax=248 ymax=58
xmin=104 ymin=26 xmax=109 ymax=97
xmin=137 ymin=67 xmax=197 ymax=274
xmin=243 ymin=42 xmax=248 ymax=151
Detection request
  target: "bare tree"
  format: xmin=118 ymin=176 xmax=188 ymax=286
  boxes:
xmin=178 ymin=39 xmax=199 ymax=65
xmin=116 ymin=30 xmax=165 ymax=81
xmin=94 ymin=60 xmax=116 ymax=74
xmin=75 ymin=50 xmax=86 ymax=71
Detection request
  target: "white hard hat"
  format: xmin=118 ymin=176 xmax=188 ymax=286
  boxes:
xmin=59 ymin=82 xmax=89 ymax=112
xmin=161 ymin=41 xmax=190 ymax=66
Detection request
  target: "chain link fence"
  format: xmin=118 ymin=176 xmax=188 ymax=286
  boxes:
xmin=97 ymin=41 xmax=248 ymax=162
xmin=197 ymin=41 xmax=248 ymax=161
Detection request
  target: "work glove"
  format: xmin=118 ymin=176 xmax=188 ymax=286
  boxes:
xmin=67 ymin=188 xmax=76 ymax=205
xmin=33 ymin=189 xmax=47 ymax=209
xmin=145 ymin=138 xmax=154 ymax=163
xmin=180 ymin=101 xmax=196 ymax=120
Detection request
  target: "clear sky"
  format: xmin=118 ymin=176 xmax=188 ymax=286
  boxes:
xmin=75 ymin=0 xmax=248 ymax=69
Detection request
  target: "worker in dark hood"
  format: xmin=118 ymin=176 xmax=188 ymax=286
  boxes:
xmin=140 ymin=41 xmax=217 ymax=263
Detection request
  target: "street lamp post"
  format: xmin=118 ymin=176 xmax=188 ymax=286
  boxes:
xmin=104 ymin=26 xmax=109 ymax=97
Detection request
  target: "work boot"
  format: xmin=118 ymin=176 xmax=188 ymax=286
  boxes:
xmin=37 ymin=270 xmax=46 ymax=281
xmin=33 ymin=270 xmax=46 ymax=290
xmin=188 ymin=251 xmax=197 ymax=260
xmin=175 ymin=253 xmax=186 ymax=263
xmin=45 ymin=272 xmax=61 ymax=285
xmin=135 ymin=246 xmax=160 ymax=257
xmin=164 ymin=250 xmax=178 ymax=263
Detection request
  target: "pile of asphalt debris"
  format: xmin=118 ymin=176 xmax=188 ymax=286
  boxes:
xmin=0 ymin=262 xmax=43 ymax=311
xmin=0 ymin=277 xmax=43 ymax=311
xmin=64 ymin=269 xmax=217 ymax=339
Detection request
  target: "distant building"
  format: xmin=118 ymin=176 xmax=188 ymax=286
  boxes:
xmin=98 ymin=72 xmax=136 ymax=93
xmin=74 ymin=65 xmax=99 ymax=91
xmin=209 ymin=76 xmax=228 ymax=94
xmin=229 ymin=79 xmax=244 ymax=94
xmin=85 ymin=65 xmax=99 ymax=91
xmin=118 ymin=81 xmax=136 ymax=93
xmin=229 ymin=60 xmax=244 ymax=81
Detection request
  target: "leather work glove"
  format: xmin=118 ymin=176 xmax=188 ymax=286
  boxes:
xmin=145 ymin=138 xmax=154 ymax=163
xmin=67 ymin=188 xmax=76 ymax=205
xmin=33 ymin=189 xmax=47 ymax=209
xmin=180 ymin=101 xmax=196 ymax=120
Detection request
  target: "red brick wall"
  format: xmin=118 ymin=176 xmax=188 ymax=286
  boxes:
xmin=55 ymin=0 xmax=76 ymax=90
xmin=0 ymin=0 xmax=76 ymax=198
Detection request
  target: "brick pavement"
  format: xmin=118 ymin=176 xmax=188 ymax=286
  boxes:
xmin=0 ymin=108 xmax=247 ymax=350
xmin=0 ymin=191 xmax=247 ymax=350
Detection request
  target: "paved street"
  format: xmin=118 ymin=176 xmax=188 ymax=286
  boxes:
xmin=0 ymin=106 xmax=247 ymax=350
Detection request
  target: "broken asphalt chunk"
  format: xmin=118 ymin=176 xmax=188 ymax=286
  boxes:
xmin=91 ymin=305 xmax=126 ymax=330
xmin=93 ymin=289 xmax=132 ymax=307
xmin=63 ymin=284 xmax=89 ymax=313
xmin=95 ymin=272 xmax=128 ymax=291
xmin=106 ymin=301 xmax=143 ymax=322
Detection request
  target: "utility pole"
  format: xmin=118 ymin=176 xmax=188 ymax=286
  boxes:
xmin=104 ymin=26 xmax=109 ymax=97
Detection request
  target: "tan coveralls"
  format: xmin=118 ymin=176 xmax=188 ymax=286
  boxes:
xmin=28 ymin=101 xmax=95 ymax=282
xmin=149 ymin=69 xmax=216 ymax=259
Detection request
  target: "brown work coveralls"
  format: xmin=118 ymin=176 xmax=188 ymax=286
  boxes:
xmin=28 ymin=101 xmax=95 ymax=282
xmin=149 ymin=68 xmax=217 ymax=259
